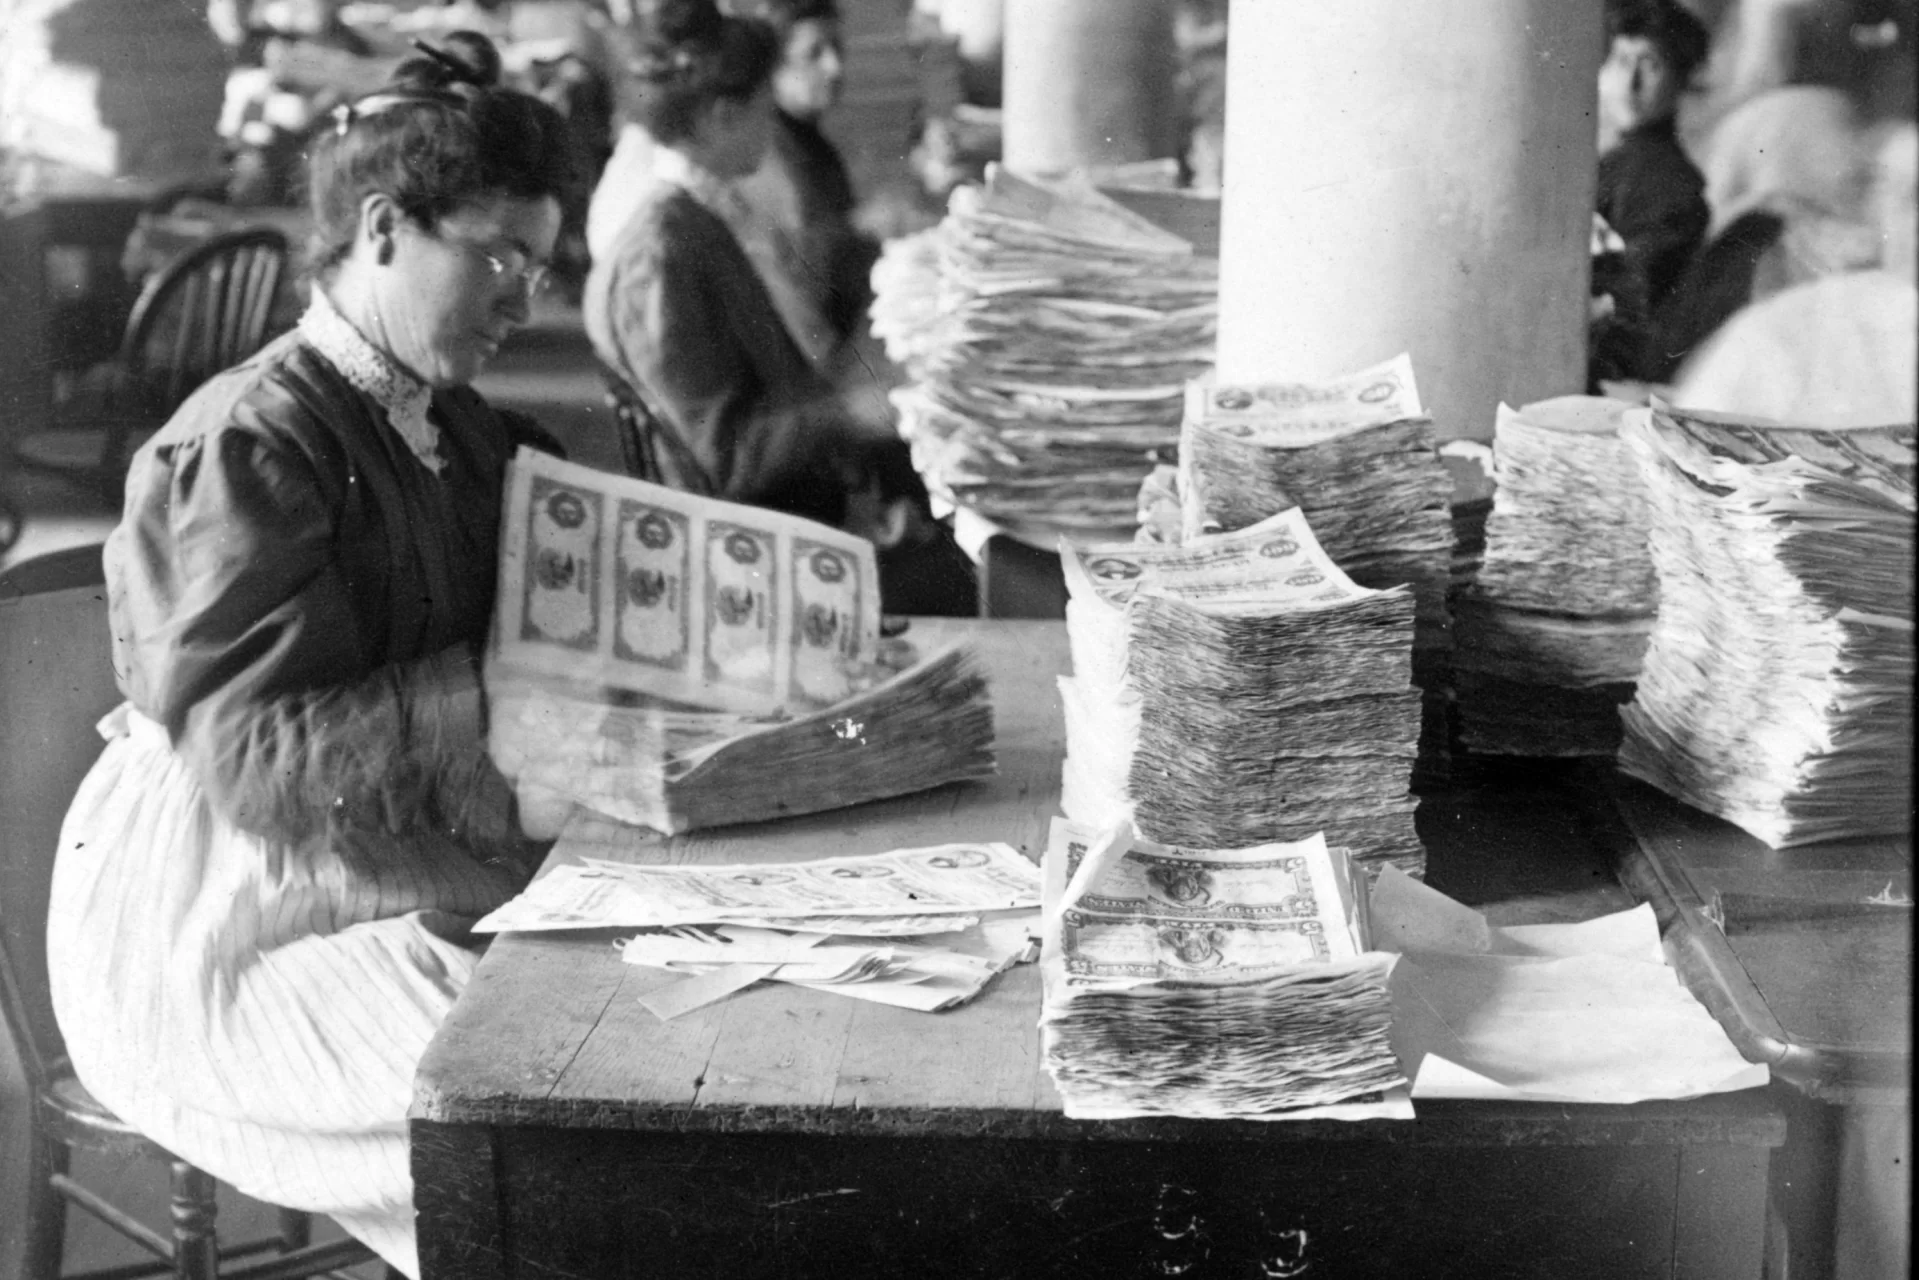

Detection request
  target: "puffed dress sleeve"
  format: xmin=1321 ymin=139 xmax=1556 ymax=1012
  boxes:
xmin=114 ymin=418 xmax=527 ymax=866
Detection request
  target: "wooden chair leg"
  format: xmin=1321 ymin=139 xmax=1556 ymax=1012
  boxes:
xmin=168 ymin=1161 xmax=218 ymax=1280
xmin=276 ymin=1207 xmax=311 ymax=1253
xmin=22 ymin=1129 xmax=71 ymax=1280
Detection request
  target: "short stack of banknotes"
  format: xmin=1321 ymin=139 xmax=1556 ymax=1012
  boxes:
xmin=1040 ymin=818 xmax=1403 ymax=1119
xmin=1616 ymin=406 xmax=1914 ymax=847
xmin=1172 ymin=355 xmax=1455 ymax=784
xmin=1451 ymin=396 xmax=1656 ymax=757
xmin=1059 ymin=508 xmax=1425 ymax=878
xmin=872 ymin=164 xmax=1218 ymax=542
xmin=484 ymin=449 xmax=995 ymax=833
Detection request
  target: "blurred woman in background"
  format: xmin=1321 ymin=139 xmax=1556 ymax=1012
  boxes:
xmin=585 ymin=0 xmax=976 ymax=613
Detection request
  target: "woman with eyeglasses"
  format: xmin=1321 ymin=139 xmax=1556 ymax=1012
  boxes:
xmin=45 ymin=35 xmax=572 ymax=1278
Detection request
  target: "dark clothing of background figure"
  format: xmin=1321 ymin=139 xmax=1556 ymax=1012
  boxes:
xmin=769 ymin=109 xmax=881 ymax=345
xmin=584 ymin=181 xmax=873 ymax=530
xmin=1646 ymin=209 xmax=1787 ymax=384
xmin=1590 ymin=118 xmax=1711 ymax=386
xmin=585 ymin=182 xmax=977 ymax=616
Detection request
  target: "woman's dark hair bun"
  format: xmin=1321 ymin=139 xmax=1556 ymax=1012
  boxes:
xmin=389 ymin=30 xmax=504 ymax=95
xmin=638 ymin=0 xmax=726 ymax=51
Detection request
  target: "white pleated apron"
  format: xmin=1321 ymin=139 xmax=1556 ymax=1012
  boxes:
xmin=47 ymin=705 xmax=520 ymax=1277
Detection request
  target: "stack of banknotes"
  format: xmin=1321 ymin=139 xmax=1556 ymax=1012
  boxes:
xmin=1451 ymin=396 xmax=1656 ymax=757
xmin=1040 ymin=818 xmax=1403 ymax=1120
xmin=1616 ymin=406 xmax=1914 ymax=847
xmin=1059 ymin=507 xmax=1424 ymax=878
xmin=1170 ymin=355 xmax=1455 ymax=785
xmin=1176 ymin=354 xmax=1453 ymax=645
xmin=872 ymin=165 xmax=1218 ymax=542
xmin=485 ymin=449 xmax=994 ymax=834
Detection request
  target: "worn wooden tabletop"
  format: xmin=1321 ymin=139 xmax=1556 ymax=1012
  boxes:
xmin=412 ymin=618 xmax=1785 ymax=1149
xmin=414 ymin=618 xmax=1069 ymax=1134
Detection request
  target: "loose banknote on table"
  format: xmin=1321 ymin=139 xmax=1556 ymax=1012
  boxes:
xmin=487 ymin=449 xmax=995 ymax=834
xmin=474 ymin=832 xmax=1043 ymax=1017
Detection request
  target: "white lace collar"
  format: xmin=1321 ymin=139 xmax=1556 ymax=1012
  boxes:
xmin=298 ymin=286 xmax=444 ymax=474
xmin=651 ymin=146 xmax=745 ymax=222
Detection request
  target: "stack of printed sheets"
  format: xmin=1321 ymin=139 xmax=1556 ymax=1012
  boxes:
xmin=1452 ymin=396 xmax=1655 ymax=757
xmin=1617 ymin=406 xmax=1914 ymax=846
xmin=873 ymin=165 xmax=1217 ymax=541
xmin=1058 ymin=508 xmax=1424 ymax=878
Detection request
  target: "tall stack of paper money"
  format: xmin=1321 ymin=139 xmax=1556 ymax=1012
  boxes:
xmin=1040 ymin=819 xmax=1404 ymax=1120
xmin=0 ymin=0 xmax=225 ymax=180
xmin=1175 ymin=355 xmax=1456 ymax=784
xmin=872 ymin=165 xmax=1218 ymax=542
xmin=1059 ymin=509 xmax=1424 ymax=878
xmin=1452 ymin=396 xmax=1656 ymax=758
xmin=485 ymin=449 xmax=995 ymax=834
xmin=1617 ymin=407 xmax=1914 ymax=847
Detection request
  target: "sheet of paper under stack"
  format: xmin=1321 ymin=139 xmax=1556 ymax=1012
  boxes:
xmin=1169 ymin=354 xmax=1455 ymax=787
xmin=1616 ymin=406 xmax=1914 ymax=847
xmin=1040 ymin=818 xmax=1406 ymax=1120
xmin=872 ymin=165 xmax=1218 ymax=542
xmin=484 ymin=449 xmax=995 ymax=834
xmin=1059 ymin=507 xmax=1424 ymax=878
xmin=1451 ymin=396 xmax=1657 ymax=757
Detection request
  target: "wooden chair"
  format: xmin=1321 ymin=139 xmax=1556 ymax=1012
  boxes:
xmin=0 ymin=545 xmax=380 ymax=1280
xmin=10 ymin=228 xmax=291 ymax=502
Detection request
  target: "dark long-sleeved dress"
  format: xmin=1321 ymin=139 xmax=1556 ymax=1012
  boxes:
xmin=761 ymin=108 xmax=881 ymax=345
xmin=1591 ymin=118 xmax=1711 ymax=385
xmin=46 ymin=303 xmax=550 ymax=1278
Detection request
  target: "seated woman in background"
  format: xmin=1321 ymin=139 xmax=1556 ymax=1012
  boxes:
xmin=1673 ymin=118 xmax=1916 ymax=425
xmin=585 ymin=0 xmax=976 ymax=613
xmin=1649 ymin=84 xmax=1881 ymax=381
xmin=735 ymin=0 xmax=881 ymax=359
xmin=46 ymin=36 xmax=571 ymax=1277
xmin=1589 ymin=0 xmax=1713 ymax=387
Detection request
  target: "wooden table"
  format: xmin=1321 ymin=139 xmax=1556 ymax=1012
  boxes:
xmin=1604 ymin=774 xmax=1911 ymax=1278
xmin=411 ymin=619 xmax=1784 ymax=1280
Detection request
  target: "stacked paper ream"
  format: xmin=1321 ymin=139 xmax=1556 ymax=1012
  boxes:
xmin=1059 ymin=507 xmax=1425 ymax=879
xmin=1171 ymin=354 xmax=1456 ymax=787
xmin=1039 ymin=818 xmax=1406 ymax=1121
xmin=1451 ymin=396 xmax=1656 ymax=759
xmin=871 ymin=164 xmax=1218 ymax=543
xmin=1616 ymin=405 xmax=1915 ymax=847
xmin=1 ymin=0 xmax=225 ymax=180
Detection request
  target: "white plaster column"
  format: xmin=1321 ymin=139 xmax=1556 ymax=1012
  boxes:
xmin=1001 ymin=0 xmax=1180 ymax=176
xmin=1214 ymin=0 xmax=1601 ymax=442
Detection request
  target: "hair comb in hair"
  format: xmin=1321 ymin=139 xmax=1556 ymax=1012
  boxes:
xmin=411 ymin=38 xmax=468 ymax=74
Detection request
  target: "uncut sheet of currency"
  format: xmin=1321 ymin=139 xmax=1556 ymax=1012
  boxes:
xmin=1616 ymin=405 xmax=1914 ymax=846
xmin=474 ymin=839 xmax=1038 ymax=932
xmin=1039 ymin=818 xmax=1404 ymax=1120
xmin=494 ymin=447 xmax=880 ymax=716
